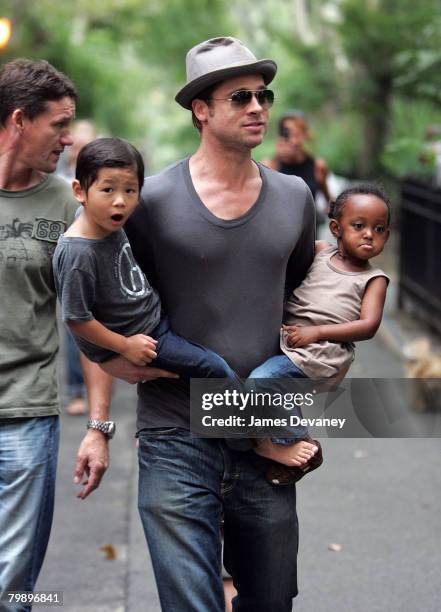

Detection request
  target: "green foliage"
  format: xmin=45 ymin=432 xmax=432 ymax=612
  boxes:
xmin=272 ymin=34 xmax=338 ymax=114
xmin=381 ymin=98 xmax=439 ymax=178
xmin=1 ymin=0 xmax=440 ymax=179
xmin=313 ymin=112 xmax=364 ymax=177
xmin=2 ymin=0 xmax=150 ymax=138
xmin=339 ymin=0 xmax=438 ymax=82
xmin=338 ymin=0 xmax=441 ymax=175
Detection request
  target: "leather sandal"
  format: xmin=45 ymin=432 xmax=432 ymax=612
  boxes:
xmin=265 ymin=439 xmax=323 ymax=485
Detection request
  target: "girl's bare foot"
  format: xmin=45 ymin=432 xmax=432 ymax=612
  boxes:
xmin=254 ymin=438 xmax=318 ymax=467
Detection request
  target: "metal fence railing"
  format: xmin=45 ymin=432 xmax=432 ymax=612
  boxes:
xmin=399 ymin=178 xmax=441 ymax=335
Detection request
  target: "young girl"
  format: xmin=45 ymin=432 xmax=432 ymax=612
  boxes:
xmin=282 ymin=184 xmax=390 ymax=373
xmin=254 ymin=184 xmax=390 ymax=482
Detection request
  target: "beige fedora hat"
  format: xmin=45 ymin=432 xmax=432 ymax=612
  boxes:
xmin=175 ymin=36 xmax=277 ymax=109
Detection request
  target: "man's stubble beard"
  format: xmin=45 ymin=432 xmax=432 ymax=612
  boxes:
xmin=207 ymin=108 xmax=267 ymax=153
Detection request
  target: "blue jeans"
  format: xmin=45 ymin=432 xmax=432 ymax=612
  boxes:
xmin=0 ymin=417 xmax=59 ymax=612
xmin=152 ymin=317 xmax=237 ymax=380
xmin=66 ymin=329 xmax=85 ymax=399
xmin=137 ymin=429 xmax=298 ymax=612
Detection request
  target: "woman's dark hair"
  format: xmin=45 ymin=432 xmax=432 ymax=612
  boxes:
xmin=277 ymin=109 xmax=308 ymax=137
xmin=75 ymin=137 xmax=145 ymax=192
xmin=329 ymin=184 xmax=392 ymax=224
xmin=0 ymin=59 xmax=77 ymax=127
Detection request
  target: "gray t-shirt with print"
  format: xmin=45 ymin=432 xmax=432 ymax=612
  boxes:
xmin=125 ymin=158 xmax=316 ymax=431
xmin=0 ymin=174 xmax=77 ymax=418
xmin=53 ymin=229 xmax=161 ymax=363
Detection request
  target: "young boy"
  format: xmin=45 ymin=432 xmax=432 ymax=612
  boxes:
xmin=53 ymin=138 xmax=236 ymax=379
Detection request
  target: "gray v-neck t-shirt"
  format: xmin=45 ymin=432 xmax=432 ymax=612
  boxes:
xmin=125 ymin=158 xmax=315 ymax=431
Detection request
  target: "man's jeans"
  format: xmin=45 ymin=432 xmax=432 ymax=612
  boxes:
xmin=66 ymin=330 xmax=85 ymax=400
xmin=0 ymin=416 xmax=59 ymax=611
xmin=138 ymin=429 xmax=298 ymax=612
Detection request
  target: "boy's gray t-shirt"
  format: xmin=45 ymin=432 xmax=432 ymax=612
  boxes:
xmin=53 ymin=229 xmax=161 ymax=362
xmin=125 ymin=158 xmax=316 ymax=431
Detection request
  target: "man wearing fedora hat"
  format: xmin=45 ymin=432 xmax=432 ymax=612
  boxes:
xmin=98 ymin=36 xmax=315 ymax=611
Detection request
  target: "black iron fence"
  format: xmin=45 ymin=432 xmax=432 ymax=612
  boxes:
xmin=399 ymin=178 xmax=441 ymax=335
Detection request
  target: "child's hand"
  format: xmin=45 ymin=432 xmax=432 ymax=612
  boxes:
xmin=282 ymin=324 xmax=319 ymax=348
xmin=121 ymin=334 xmax=158 ymax=366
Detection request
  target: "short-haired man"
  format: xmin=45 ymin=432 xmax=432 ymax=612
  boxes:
xmin=93 ymin=37 xmax=315 ymax=610
xmin=0 ymin=60 xmax=108 ymax=607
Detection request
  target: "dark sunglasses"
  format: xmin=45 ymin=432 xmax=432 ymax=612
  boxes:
xmin=209 ymin=88 xmax=274 ymax=109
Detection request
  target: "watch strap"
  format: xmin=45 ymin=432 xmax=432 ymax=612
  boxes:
xmin=87 ymin=419 xmax=115 ymax=438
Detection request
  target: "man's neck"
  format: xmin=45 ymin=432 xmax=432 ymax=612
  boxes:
xmin=0 ymin=148 xmax=45 ymax=191
xmin=188 ymin=139 xmax=262 ymax=221
xmin=190 ymin=139 xmax=258 ymax=188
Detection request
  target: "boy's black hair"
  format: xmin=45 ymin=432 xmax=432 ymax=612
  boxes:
xmin=0 ymin=59 xmax=77 ymax=127
xmin=75 ymin=137 xmax=145 ymax=192
xmin=329 ymin=184 xmax=392 ymax=224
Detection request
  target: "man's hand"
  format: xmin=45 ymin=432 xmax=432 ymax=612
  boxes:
xmin=100 ymin=355 xmax=179 ymax=384
xmin=283 ymin=324 xmax=319 ymax=348
xmin=275 ymin=136 xmax=296 ymax=164
xmin=74 ymin=429 xmax=109 ymax=499
xmin=121 ymin=334 xmax=158 ymax=366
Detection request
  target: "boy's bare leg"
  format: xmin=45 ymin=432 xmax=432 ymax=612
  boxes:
xmin=66 ymin=397 xmax=87 ymax=415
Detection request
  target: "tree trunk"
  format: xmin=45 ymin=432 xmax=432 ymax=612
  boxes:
xmin=358 ymin=77 xmax=393 ymax=178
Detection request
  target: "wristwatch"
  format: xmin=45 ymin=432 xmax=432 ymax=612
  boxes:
xmin=86 ymin=419 xmax=116 ymax=439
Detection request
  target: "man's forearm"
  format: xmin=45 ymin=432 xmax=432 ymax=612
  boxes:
xmin=100 ymin=354 xmax=179 ymax=384
xmin=80 ymin=352 xmax=113 ymax=419
xmin=74 ymin=353 xmax=113 ymax=500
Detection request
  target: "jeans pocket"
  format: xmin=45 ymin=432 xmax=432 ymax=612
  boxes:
xmin=138 ymin=427 xmax=186 ymax=468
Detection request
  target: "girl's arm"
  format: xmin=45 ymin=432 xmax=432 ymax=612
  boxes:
xmin=68 ymin=319 xmax=157 ymax=366
xmin=284 ymin=276 xmax=388 ymax=347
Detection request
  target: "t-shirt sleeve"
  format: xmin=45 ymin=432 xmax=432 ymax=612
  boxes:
xmin=58 ymin=267 xmax=96 ymax=323
xmin=53 ymin=244 xmax=96 ymax=323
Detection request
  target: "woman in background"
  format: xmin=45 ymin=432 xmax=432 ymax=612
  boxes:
xmin=264 ymin=110 xmax=331 ymax=229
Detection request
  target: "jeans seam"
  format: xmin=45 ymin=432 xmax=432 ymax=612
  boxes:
xmin=28 ymin=417 xmax=57 ymax=589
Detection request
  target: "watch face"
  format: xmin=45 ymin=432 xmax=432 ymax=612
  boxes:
xmin=106 ymin=422 xmax=116 ymax=438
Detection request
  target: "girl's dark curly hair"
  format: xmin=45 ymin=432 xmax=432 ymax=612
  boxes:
xmin=329 ymin=184 xmax=391 ymax=224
